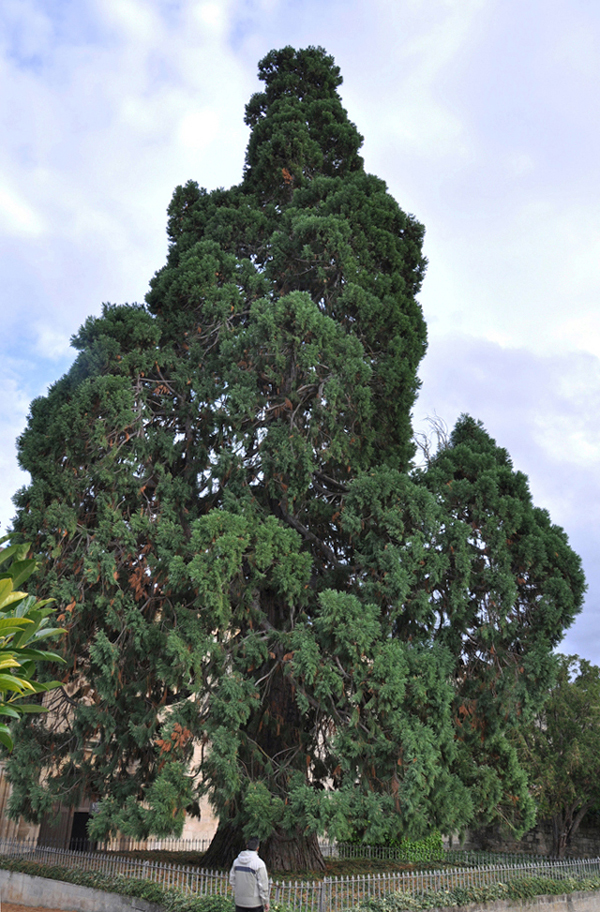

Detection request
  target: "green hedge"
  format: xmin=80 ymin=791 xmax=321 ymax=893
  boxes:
xmin=394 ymin=832 xmax=444 ymax=864
xmin=0 ymin=855 xmax=233 ymax=912
xmin=356 ymin=876 xmax=600 ymax=911
xmin=346 ymin=832 xmax=445 ymax=863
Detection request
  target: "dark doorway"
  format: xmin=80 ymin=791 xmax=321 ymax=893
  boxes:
xmin=69 ymin=812 xmax=95 ymax=852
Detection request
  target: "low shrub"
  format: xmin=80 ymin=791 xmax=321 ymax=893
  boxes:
xmin=0 ymin=855 xmax=234 ymax=912
xmin=354 ymin=875 xmax=600 ymax=912
xmin=346 ymin=832 xmax=445 ymax=864
xmin=396 ymin=833 xmax=444 ymax=864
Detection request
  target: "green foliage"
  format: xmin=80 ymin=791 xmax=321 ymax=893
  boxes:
xmin=0 ymin=855 xmax=234 ymax=912
xmin=347 ymin=832 xmax=444 ymax=864
xmin=388 ymin=834 xmax=444 ymax=865
xmin=355 ymin=876 xmax=600 ymax=912
xmin=412 ymin=416 xmax=585 ymax=834
xmin=0 ymin=536 xmax=64 ymax=749
xmin=5 ymin=45 xmax=585 ymax=869
xmin=517 ymin=654 xmax=600 ymax=856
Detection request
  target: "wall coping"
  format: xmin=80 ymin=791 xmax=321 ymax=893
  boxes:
xmin=432 ymin=891 xmax=600 ymax=912
xmin=0 ymin=868 xmax=165 ymax=911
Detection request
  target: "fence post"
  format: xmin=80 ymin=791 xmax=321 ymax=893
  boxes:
xmin=318 ymin=876 xmax=330 ymax=912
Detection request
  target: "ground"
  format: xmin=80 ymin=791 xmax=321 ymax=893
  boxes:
xmin=0 ymin=905 xmax=77 ymax=911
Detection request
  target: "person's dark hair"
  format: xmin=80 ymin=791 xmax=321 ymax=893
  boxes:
xmin=247 ymin=837 xmax=260 ymax=851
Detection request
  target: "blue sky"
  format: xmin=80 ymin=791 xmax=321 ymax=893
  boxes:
xmin=1 ymin=0 xmax=600 ymax=661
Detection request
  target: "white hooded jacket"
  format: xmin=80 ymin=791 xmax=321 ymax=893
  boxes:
xmin=229 ymin=849 xmax=269 ymax=908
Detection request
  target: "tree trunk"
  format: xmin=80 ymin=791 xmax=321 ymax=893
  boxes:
xmin=551 ymin=814 xmax=568 ymax=859
xmin=202 ymin=594 xmax=328 ymax=874
xmin=202 ymin=820 xmax=245 ymax=869
xmin=567 ymin=802 xmax=591 ymax=852
xmin=263 ymin=826 xmax=325 ymax=873
xmin=550 ymin=804 xmax=590 ymax=859
xmin=202 ymin=821 xmax=325 ymax=873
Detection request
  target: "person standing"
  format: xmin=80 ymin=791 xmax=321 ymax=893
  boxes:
xmin=230 ymin=837 xmax=270 ymax=912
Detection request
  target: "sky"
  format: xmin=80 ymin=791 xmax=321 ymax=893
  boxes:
xmin=1 ymin=0 xmax=599 ymax=661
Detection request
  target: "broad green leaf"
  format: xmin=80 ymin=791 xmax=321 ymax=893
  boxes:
xmin=0 ymin=705 xmax=22 ymax=719
xmin=0 ymin=590 xmax=28 ymax=611
xmin=8 ymin=648 xmax=64 ymax=663
xmin=0 ymin=617 xmax=33 ymax=633
xmin=7 ymin=559 xmax=36 ymax=589
xmin=0 ymin=674 xmax=33 ymax=693
xmin=10 ymin=704 xmax=48 ymax=713
xmin=0 ymin=545 xmax=21 ymax=568
xmin=0 ymin=579 xmax=14 ymax=607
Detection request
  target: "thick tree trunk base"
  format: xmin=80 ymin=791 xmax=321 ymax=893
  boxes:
xmin=202 ymin=822 xmax=325 ymax=873
xmin=202 ymin=820 xmax=245 ymax=870
xmin=263 ymin=827 xmax=325 ymax=873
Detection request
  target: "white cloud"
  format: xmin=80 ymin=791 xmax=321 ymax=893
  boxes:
xmin=0 ymin=0 xmax=54 ymax=64
xmin=417 ymin=191 xmax=600 ymax=363
xmin=343 ymin=0 xmax=489 ymax=159
xmin=97 ymin=0 xmax=163 ymax=45
xmin=553 ymin=23 xmax=599 ymax=79
xmin=416 ymin=337 xmax=600 ymax=518
xmin=0 ymin=370 xmax=33 ymax=535
xmin=193 ymin=2 xmax=228 ymax=35
xmin=178 ymin=109 xmax=220 ymax=152
xmin=0 ymin=183 xmax=46 ymax=236
xmin=506 ymin=151 xmax=535 ymax=176
xmin=530 ymin=355 xmax=600 ymax=470
xmin=33 ymin=325 xmax=73 ymax=361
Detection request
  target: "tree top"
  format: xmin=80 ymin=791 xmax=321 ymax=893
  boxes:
xmin=244 ymin=46 xmax=364 ymax=192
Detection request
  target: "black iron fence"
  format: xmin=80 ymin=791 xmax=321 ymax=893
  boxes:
xmin=0 ymin=838 xmax=599 ymax=912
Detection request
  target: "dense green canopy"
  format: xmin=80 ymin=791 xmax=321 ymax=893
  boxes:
xmin=6 ymin=46 xmax=585 ymax=870
xmin=517 ymin=655 xmax=600 ymax=858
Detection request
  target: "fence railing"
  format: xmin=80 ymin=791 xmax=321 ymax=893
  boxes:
xmin=4 ymin=836 xmax=551 ymax=866
xmin=19 ymin=835 xmax=214 ymax=855
xmin=0 ymin=840 xmax=230 ymax=896
xmin=318 ymin=843 xmax=543 ymax=865
xmin=271 ymin=858 xmax=600 ymax=912
xmin=325 ymin=843 xmax=442 ymax=863
xmin=445 ymin=849 xmax=550 ymax=867
xmin=0 ymin=839 xmax=599 ymax=912
xmin=104 ymin=836 xmax=213 ymax=854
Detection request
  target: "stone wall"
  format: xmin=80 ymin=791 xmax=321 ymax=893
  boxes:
xmin=459 ymin=821 xmax=600 ymax=858
xmin=0 ymin=868 xmax=164 ymax=912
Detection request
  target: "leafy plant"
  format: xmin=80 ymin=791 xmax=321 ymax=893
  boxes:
xmin=395 ymin=833 xmax=444 ymax=864
xmin=356 ymin=876 xmax=600 ymax=912
xmin=347 ymin=832 xmax=444 ymax=864
xmin=0 ymin=855 xmax=233 ymax=912
xmin=517 ymin=654 xmax=600 ymax=857
xmin=0 ymin=536 xmax=65 ymax=749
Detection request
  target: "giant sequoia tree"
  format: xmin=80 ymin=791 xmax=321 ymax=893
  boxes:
xmin=7 ymin=47 xmax=585 ymax=870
